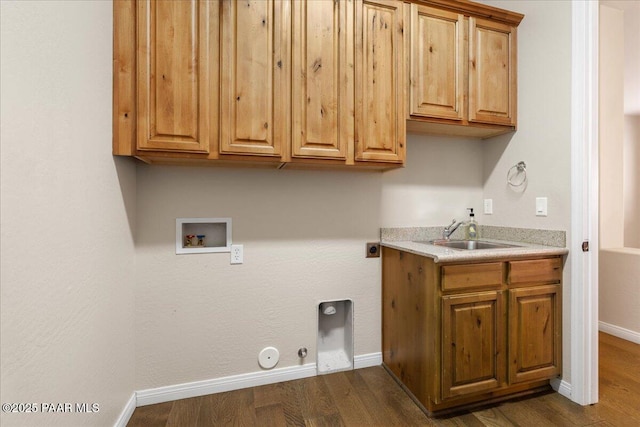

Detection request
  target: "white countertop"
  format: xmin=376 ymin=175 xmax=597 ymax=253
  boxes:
xmin=381 ymin=239 xmax=569 ymax=263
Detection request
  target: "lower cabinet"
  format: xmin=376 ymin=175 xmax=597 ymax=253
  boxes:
xmin=442 ymin=291 xmax=505 ymax=399
xmin=382 ymin=248 xmax=563 ymax=414
xmin=508 ymin=284 xmax=561 ymax=384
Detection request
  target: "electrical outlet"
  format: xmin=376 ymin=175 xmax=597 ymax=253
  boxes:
xmin=366 ymin=242 xmax=380 ymax=258
xmin=230 ymin=244 xmax=243 ymax=264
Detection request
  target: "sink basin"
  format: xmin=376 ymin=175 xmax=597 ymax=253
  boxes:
xmin=413 ymin=239 xmax=520 ymax=250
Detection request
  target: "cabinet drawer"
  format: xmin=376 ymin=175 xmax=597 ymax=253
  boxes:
xmin=508 ymin=258 xmax=562 ymax=285
xmin=441 ymin=263 xmax=503 ymax=291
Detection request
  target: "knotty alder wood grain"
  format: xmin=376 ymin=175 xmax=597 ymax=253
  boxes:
xmin=406 ymin=1 xmax=521 ymax=138
xmin=441 ymin=262 xmax=503 ymax=291
xmin=382 ymin=248 xmax=439 ymax=408
xmin=114 ymin=0 xmax=407 ymax=169
xmin=137 ymin=0 xmax=213 ymax=153
xmin=442 ymin=291 xmax=505 ymax=399
xmin=508 ymin=284 xmax=561 ymax=384
xmin=382 ymin=248 xmax=563 ymax=414
xmin=355 ymin=0 xmax=406 ymax=163
xmin=291 ymin=0 xmax=350 ymax=160
xmin=113 ymin=0 xmax=135 ymax=156
xmin=128 ymin=334 xmax=640 ymax=426
xmin=410 ymin=4 xmax=465 ymax=121
xmin=508 ymin=257 xmax=563 ymax=286
xmin=115 ymin=0 xmax=526 ymax=165
xmin=220 ymin=0 xmax=284 ymax=157
xmin=468 ymin=17 xmax=517 ymax=127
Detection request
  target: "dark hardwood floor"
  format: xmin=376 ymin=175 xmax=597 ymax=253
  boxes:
xmin=128 ymin=332 xmax=640 ymax=426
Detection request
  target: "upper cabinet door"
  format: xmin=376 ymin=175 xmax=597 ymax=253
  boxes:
xmin=409 ymin=5 xmax=465 ymax=121
xmin=469 ymin=17 xmax=517 ymax=126
xmin=291 ymin=0 xmax=353 ymax=160
xmin=137 ymin=0 xmax=215 ymax=153
xmin=355 ymin=0 xmax=406 ymax=163
xmin=220 ymin=0 xmax=285 ymax=157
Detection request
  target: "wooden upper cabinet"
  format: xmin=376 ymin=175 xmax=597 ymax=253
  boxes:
xmin=406 ymin=2 xmax=522 ymax=138
xmin=136 ymin=0 xmax=216 ymax=153
xmin=355 ymin=0 xmax=406 ymax=163
xmin=291 ymin=0 xmax=352 ymax=160
xmin=409 ymin=5 xmax=465 ymax=121
xmin=469 ymin=18 xmax=517 ymax=126
xmin=220 ymin=0 xmax=285 ymax=157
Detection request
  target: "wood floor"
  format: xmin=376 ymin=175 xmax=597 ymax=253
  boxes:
xmin=128 ymin=332 xmax=640 ymax=426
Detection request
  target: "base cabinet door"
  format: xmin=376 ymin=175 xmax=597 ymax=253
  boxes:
xmin=508 ymin=284 xmax=561 ymax=384
xmin=442 ymin=291 xmax=505 ymax=399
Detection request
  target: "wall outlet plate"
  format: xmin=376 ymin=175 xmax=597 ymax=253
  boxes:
xmin=230 ymin=244 xmax=243 ymax=264
xmin=366 ymin=242 xmax=380 ymax=258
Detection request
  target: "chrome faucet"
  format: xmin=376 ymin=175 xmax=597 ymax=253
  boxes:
xmin=442 ymin=219 xmax=464 ymax=240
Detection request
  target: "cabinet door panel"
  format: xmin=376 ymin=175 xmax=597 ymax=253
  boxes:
xmin=410 ymin=5 xmax=464 ymax=120
xmin=469 ymin=17 xmax=516 ymax=126
xmin=220 ymin=0 xmax=283 ymax=156
xmin=355 ymin=0 xmax=405 ymax=163
xmin=292 ymin=0 xmax=352 ymax=159
xmin=509 ymin=285 xmax=561 ymax=383
xmin=442 ymin=291 xmax=505 ymax=399
xmin=137 ymin=0 xmax=213 ymax=153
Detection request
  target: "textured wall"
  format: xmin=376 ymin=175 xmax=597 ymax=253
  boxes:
xmin=599 ymin=248 xmax=640 ymax=337
xmin=624 ymin=115 xmax=640 ymax=248
xmin=599 ymin=5 xmax=626 ymax=249
xmin=599 ymin=4 xmax=640 ymax=341
xmin=479 ymin=0 xmax=572 ymax=232
xmin=0 ymin=2 xmax=137 ymax=426
xmin=134 ymin=138 xmax=484 ymax=389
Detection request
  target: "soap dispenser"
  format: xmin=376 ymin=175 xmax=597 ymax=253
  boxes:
xmin=465 ymin=208 xmax=478 ymax=240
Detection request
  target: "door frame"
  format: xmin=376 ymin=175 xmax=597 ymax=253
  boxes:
xmin=567 ymin=0 xmax=599 ymax=405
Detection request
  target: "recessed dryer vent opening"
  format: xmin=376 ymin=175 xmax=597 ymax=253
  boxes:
xmin=317 ymin=299 xmax=353 ymax=375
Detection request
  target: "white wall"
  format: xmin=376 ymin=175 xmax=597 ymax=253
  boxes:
xmin=599 ymin=5 xmax=626 ymax=249
xmin=0 ymin=2 xmax=136 ymax=426
xmin=599 ymin=248 xmax=640 ymax=340
xmin=134 ymin=137 xmax=484 ymax=389
xmin=381 ymin=135 xmax=484 ymax=227
xmin=479 ymin=0 xmax=572 ymax=233
xmin=599 ymin=3 xmax=640 ymax=343
xmin=624 ymin=115 xmax=640 ymax=248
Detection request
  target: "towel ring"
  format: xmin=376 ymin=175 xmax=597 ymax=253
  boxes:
xmin=507 ymin=161 xmax=527 ymax=187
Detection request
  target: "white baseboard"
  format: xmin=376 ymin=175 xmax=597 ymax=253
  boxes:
xmin=551 ymin=378 xmax=572 ymax=400
xmin=136 ymin=352 xmax=382 ymax=407
xmin=354 ymin=352 xmax=383 ymax=369
xmin=113 ymin=392 xmax=136 ymax=427
xmin=599 ymin=321 xmax=640 ymax=344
